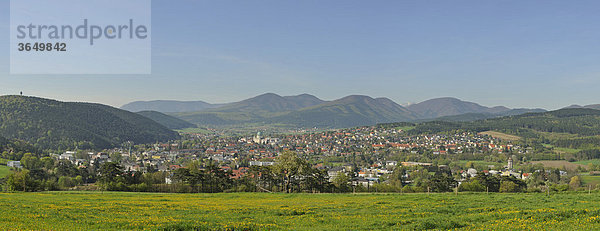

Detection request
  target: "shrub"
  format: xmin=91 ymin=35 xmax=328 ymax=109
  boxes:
xmin=550 ymin=184 xmax=569 ymax=192
xmin=58 ymin=176 xmax=76 ymax=189
xmin=499 ymin=181 xmax=520 ymax=193
xmin=459 ymin=180 xmax=486 ymax=192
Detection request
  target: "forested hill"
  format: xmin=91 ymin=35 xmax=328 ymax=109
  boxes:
xmin=0 ymin=96 xmax=180 ymax=150
xmin=408 ymin=108 xmax=600 ymax=137
xmin=136 ymin=111 xmax=196 ymax=129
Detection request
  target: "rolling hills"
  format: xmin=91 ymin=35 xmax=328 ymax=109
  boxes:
xmin=204 ymin=93 xmax=325 ymax=114
xmin=267 ymin=95 xmax=419 ymax=128
xmin=406 ymin=97 xmax=510 ymax=119
xmin=565 ymin=104 xmax=600 ymax=110
xmin=123 ymin=94 xmax=585 ymax=129
xmin=408 ymin=108 xmax=600 ymax=138
xmin=0 ymin=96 xmax=180 ymax=149
xmin=136 ymin=111 xmax=196 ymax=129
xmin=121 ymin=100 xmax=223 ymax=113
xmin=171 ymin=94 xmax=419 ymax=128
xmin=424 ymin=108 xmax=547 ymax=122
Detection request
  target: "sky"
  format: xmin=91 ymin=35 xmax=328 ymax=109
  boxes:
xmin=1 ymin=0 xmax=600 ymax=110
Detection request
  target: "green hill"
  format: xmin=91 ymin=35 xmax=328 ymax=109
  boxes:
xmin=410 ymin=108 xmax=600 ymax=136
xmin=268 ymin=95 xmax=419 ymax=128
xmin=419 ymin=108 xmax=547 ymax=122
xmin=205 ymin=93 xmax=325 ymax=114
xmin=0 ymin=96 xmax=180 ymax=150
xmin=406 ymin=97 xmax=510 ymax=119
xmin=136 ymin=111 xmax=196 ymax=129
xmin=171 ymin=93 xmax=326 ymax=126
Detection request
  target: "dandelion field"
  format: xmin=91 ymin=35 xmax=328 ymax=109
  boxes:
xmin=1 ymin=192 xmax=600 ymax=230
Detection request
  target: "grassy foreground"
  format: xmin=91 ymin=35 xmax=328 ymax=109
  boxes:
xmin=1 ymin=192 xmax=600 ymax=230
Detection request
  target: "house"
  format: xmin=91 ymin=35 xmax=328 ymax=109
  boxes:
xmin=7 ymin=161 xmax=21 ymax=168
xmin=327 ymin=167 xmax=346 ymax=182
xmin=386 ymin=161 xmax=398 ymax=167
xmin=74 ymin=159 xmax=86 ymax=166
xmin=169 ymin=165 xmax=183 ymax=171
xmin=401 ymin=162 xmax=432 ymax=167
xmin=60 ymin=152 xmax=75 ymax=161
xmin=249 ymin=161 xmax=275 ymax=166
xmin=352 ymin=177 xmax=379 ymax=187
xmin=352 ymin=178 xmax=370 ymax=187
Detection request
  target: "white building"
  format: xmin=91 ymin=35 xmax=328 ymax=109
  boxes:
xmin=7 ymin=161 xmax=21 ymax=168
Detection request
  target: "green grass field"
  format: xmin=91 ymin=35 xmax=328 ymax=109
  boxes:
xmin=1 ymin=192 xmax=600 ymax=230
xmin=0 ymin=165 xmax=10 ymax=178
xmin=480 ymin=131 xmax=521 ymax=141
xmin=575 ymin=159 xmax=600 ymax=166
xmin=542 ymin=144 xmax=581 ymax=154
xmin=580 ymin=175 xmax=600 ymax=186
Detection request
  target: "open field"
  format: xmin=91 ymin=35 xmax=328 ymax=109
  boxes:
xmin=575 ymin=159 xmax=600 ymax=166
xmin=530 ymin=160 xmax=587 ymax=171
xmin=0 ymin=165 xmax=10 ymax=178
xmin=542 ymin=144 xmax=582 ymax=155
xmin=1 ymin=192 xmax=600 ymax=230
xmin=479 ymin=131 xmax=521 ymax=141
xmin=580 ymin=175 xmax=600 ymax=187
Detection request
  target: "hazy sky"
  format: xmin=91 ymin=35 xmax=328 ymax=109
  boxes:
xmin=1 ymin=0 xmax=599 ymax=109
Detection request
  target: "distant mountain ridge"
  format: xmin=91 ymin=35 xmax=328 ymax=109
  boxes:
xmin=205 ymin=93 xmax=325 ymax=114
xmin=564 ymin=104 xmax=600 ymax=110
xmin=136 ymin=111 xmax=196 ymax=129
xmin=267 ymin=95 xmax=419 ymax=128
xmin=406 ymin=97 xmax=511 ymax=119
xmin=121 ymin=100 xmax=224 ymax=113
xmin=122 ymin=94 xmax=555 ymax=128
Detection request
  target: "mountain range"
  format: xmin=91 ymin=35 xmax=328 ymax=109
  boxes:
xmin=122 ymin=93 xmax=550 ymax=128
xmin=121 ymin=100 xmax=224 ymax=113
xmin=564 ymin=104 xmax=600 ymax=110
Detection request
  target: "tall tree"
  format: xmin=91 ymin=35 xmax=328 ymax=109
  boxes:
xmin=98 ymin=162 xmax=124 ymax=190
xmin=273 ymin=151 xmax=309 ymax=193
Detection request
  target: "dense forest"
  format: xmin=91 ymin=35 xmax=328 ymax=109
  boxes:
xmin=407 ymin=108 xmax=600 ymax=136
xmin=0 ymin=136 xmax=38 ymax=161
xmin=0 ymin=96 xmax=180 ymax=150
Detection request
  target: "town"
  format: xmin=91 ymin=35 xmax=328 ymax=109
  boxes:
xmin=6 ymin=123 xmax=583 ymax=194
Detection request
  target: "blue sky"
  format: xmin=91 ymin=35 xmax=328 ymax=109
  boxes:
xmin=1 ymin=0 xmax=600 ymax=109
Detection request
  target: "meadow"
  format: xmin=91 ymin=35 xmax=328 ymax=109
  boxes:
xmin=0 ymin=165 xmax=10 ymax=178
xmin=530 ymin=160 xmax=586 ymax=171
xmin=1 ymin=192 xmax=600 ymax=230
